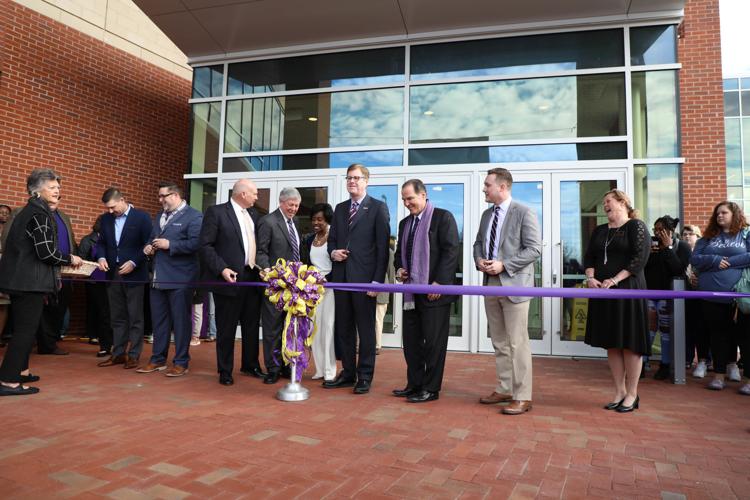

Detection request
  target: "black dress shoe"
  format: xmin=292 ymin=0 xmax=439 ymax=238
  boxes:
xmin=604 ymin=397 xmax=625 ymax=410
xmin=219 ymin=374 xmax=234 ymax=386
xmin=20 ymin=373 xmax=40 ymax=383
xmin=392 ymin=387 xmax=417 ymax=397
xmin=353 ymin=379 xmax=371 ymax=394
xmin=322 ymin=375 xmax=356 ymax=389
xmin=615 ymin=395 xmax=639 ymax=413
xmin=0 ymin=384 xmax=40 ymax=396
xmin=407 ymin=390 xmax=439 ymax=403
xmin=38 ymin=347 xmax=69 ymax=355
xmin=241 ymin=367 xmax=266 ymax=379
xmin=264 ymin=372 xmax=280 ymax=385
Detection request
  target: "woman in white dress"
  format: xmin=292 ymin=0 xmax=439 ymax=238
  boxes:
xmin=301 ymin=203 xmax=337 ymax=382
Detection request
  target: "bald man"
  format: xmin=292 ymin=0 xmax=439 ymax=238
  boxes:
xmin=199 ymin=179 xmax=265 ymax=385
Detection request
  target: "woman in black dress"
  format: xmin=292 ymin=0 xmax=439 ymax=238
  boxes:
xmin=584 ymin=189 xmax=650 ymax=413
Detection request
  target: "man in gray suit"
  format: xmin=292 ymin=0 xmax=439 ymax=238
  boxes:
xmin=473 ymin=167 xmax=541 ymax=415
xmin=257 ymin=187 xmax=302 ymax=384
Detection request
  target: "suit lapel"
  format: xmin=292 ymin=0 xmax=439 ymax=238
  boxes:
xmin=225 ymin=202 xmax=243 ymax=249
xmin=498 ymin=202 xmax=516 ymax=243
xmin=348 ymin=195 xmax=369 ymax=232
xmin=159 ymin=207 xmax=188 ymax=236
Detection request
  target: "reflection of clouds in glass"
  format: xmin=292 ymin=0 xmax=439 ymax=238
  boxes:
xmin=411 ymin=63 xmax=576 ymax=81
xmin=642 ymin=71 xmax=678 ymax=157
xmin=330 ymin=150 xmax=403 ymax=168
xmin=330 ymin=89 xmax=404 ymax=147
xmin=559 ymin=182 xmax=583 ymax=262
xmin=410 ymin=78 xmax=577 ymax=142
xmin=367 ymin=185 xmax=399 ymax=237
xmin=489 ymin=144 xmax=579 ymax=162
xmin=512 ymin=182 xmax=544 ymax=233
xmin=332 ymin=75 xmax=404 ymax=87
xmin=643 ymin=164 xmax=680 ymax=228
xmin=427 ymin=184 xmax=463 ymax=236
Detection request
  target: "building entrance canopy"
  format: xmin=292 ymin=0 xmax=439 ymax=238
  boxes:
xmin=134 ymin=0 xmax=684 ymax=62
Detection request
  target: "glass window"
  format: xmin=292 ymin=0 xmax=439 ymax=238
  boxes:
xmin=728 ymin=186 xmax=743 ymax=201
xmin=725 ymin=92 xmax=740 ymax=117
xmin=632 ymin=71 xmax=679 ymax=158
xmin=741 ymin=91 xmax=750 ymax=117
xmin=189 ymin=103 xmax=221 ymax=174
xmin=725 ymin=118 xmax=742 ymax=185
xmin=743 ymin=118 xmax=750 ymax=186
xmin=410 ymin=74 xmax=625 ymax=143
xmin=742 ymin=78 xmax=750 ymax=90
xmin=225 ymin=88 xmax=403 ymax=153
xmin=187 ymin=178 xmax=217 ymax=212
xmin=410 ymin=29 xmax=623 ymax=80
xmin=629 ymin=25 xmax=677 ymax=66
xmin=222 ymin=150 xmax=403 ymax=172
xmin=227 ymin=48 xmax=404 ymax=95
xmin=634 ymin=164 xmax=681 ymax=228
xmin=409 ymin=142 xmax=626 ymax=165
xmin=192 ymin=65 xmax=223 ymax=98
xmin=724 ymin=79 xmax=739 ymax=91
xmin=294 ymin=187 xmax=329 ymax=236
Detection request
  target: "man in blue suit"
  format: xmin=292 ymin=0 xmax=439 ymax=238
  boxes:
xmin=95 ymin=187 xmax=153 ymax=369
xmin=137 ymin=183 xmax=202 ymax=377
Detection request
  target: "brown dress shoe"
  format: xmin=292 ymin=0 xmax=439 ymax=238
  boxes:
xmin=97 ymin=354 xmax=126 ymax=367
xmin=165 ymin=365 xmax=188 ymax=377
xmin=502 ymin=400 xmax=532 ymax=415
xmin=123 ymin=357 xmax=139 ymax=369
xmin=136 ymin=363 xmax=167 ymax=373
xmin=479 ymin=391 xmax=513 ymax=404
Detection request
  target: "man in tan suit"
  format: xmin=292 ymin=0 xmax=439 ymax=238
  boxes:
xmin=473 ymin=168 xmax=541 ymax=415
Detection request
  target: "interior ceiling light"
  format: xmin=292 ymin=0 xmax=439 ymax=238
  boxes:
xmin=308 ymin=116 xmax=318 ymax=121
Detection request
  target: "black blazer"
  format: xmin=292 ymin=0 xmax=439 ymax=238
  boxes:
xmin=327 ymin=194 xmax=390 ymax=283
xmin=95 ymin=207 xmax=152 ymax=282
xmin=394 ymin=207 xmax=460 ymax=308
xmin=256 ymin=209 xmax=300 ymax=269
xmin=198 ymin=201 xmax=260 ymax=296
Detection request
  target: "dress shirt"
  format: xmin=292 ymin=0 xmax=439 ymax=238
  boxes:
xmin=485 ymin=196 xmax=512 ymax=261
xmin=114 ymin=205 xmax=132 ymax=246
xmin=230 ymin=198 xmax=252 ymax=262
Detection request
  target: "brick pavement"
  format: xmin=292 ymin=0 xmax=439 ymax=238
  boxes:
xmin=1 ymin=340 xmax=749 ymax=499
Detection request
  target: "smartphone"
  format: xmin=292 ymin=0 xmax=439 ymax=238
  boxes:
xmin=651 ymin=236 xmax=659 ymax=249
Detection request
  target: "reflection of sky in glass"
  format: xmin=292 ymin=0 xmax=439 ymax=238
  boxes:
xmin=367 ymin=185 xmax=399 ymax=238
xmin=510 ymin=182 xmax=544 ymax=231
xmin=491 ymin=144 xmax=582 ymax=163
xmin=330 ymin=88 xmax=404 ymax=147
xmin=634 ymin=71 xmax=678 ymax=158
xmin=643 ymin=164 xmax=680 ymax=228
xmin=426 ymin=184 xmax=464 ymax=237
xmin=411 ymin=63 xmax=576 ymax=81
xmin=630 ymin=26 xmax=676 ymax=65
xmin=559 ymin=182 xmax=583 ymax=265
xmin=331 ymin=75 xmax=404 ymax=87
xmin=330 ymin=150 xmax=403 ymax=168
xmin=725 ymin=119 xmax=742 ymax=185
xmin=410 ymin=78 xmax=578 ymax=142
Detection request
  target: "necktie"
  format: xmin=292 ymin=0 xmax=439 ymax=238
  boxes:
xmin=241 ymin=209 xmax=256 ymax=267
xmin=406 ymin=216 xmax=419 ymax=272
xmin=348 ymin=201 xmax=359 ymax=225
xmin=487 ymin=206 xmax=501 ymax=260
xmin=287 ymin=218 xmax=300 ymax=262
xmin=160 ymin=210 xmax=173 ymax=230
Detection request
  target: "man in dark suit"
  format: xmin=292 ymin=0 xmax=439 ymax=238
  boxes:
xmin=256 ymin=187 xmax=302 ymax=384
xmin=136 ymin=182 xmax=202 ymax=377
xmin=96 ymin=188 xmax=153 ymax=369
xmin=199 ymin=179 xmax=265 ymax=386
xmin=326 ymin=164 xmax=390 ymax=394
xmin=393 ymin=179 xmax=460 ymax=403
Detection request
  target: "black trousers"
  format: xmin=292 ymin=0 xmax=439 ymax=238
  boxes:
xmin=0 ymin=292 xmax=45 ymax=383
xmin=334 ymin=290 xmax=376 ymax=381
xmin=685 ymin=298 xmax=710 ymax=362
xmin=85 ymin=282 xmax=112 ymax=351
xmin=36 ymin=282 xmax=71 ymax=353
xmin=403 ymin=302 xmax=452 ymax=393
xmin=213 ymin=269 xmax=262 ymax=376
xmin=701 ymin=300 xmax=740 ymax=373
xmin=107 ymin=281 xmax=145 ymax=359
xmin=261 ymin=298 xmax=284 ymax=374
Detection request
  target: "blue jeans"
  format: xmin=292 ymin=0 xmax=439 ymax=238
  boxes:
xmin=647 ymin=299 xmax=672 ymax=364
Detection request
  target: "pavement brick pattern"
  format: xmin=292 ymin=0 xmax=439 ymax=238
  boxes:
xmin=1 ymin=341 xmax=749 ymax=498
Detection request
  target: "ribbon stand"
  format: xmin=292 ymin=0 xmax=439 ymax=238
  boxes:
xmin=276 ymin=321 xmax=310 ymax=402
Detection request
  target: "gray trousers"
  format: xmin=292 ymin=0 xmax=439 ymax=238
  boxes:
xmin=107 ymin=281 xmax=145 ymax=359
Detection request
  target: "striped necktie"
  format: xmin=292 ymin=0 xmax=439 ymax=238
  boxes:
xmin=348 ymin=201 xmax=359 ymax=225
xmin=287 ymin=218 xmax=300 ymax=261
xmin=487 ymin=206 xmax=501 ymax=260
xmin=406 ymin=215 xmax=419 ymax=271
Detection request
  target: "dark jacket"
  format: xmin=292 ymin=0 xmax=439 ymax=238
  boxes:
xmin=0 ymin=197 xmax=71 ymax=294
xmin=394 ymin=207 xmax=460 ymax=308
xmin=150 ymin=205 xmax=203 ymax=289
xmin=644 ymin=237 xmax=691 ymax=291
xmin=95 ymin=206 xmax=153 ymax=282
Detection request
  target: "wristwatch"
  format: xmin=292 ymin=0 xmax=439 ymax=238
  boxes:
xmin=668 ymin=245 xmax=673 ymax=250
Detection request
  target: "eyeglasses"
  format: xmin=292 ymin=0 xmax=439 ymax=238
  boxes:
xmin=682 ymin=231 xmax=694 ymax=237
xmin=158 ymin=192 xmax=176 ymax=199
xmin=345 ymin=176 xmax=365 ymax=182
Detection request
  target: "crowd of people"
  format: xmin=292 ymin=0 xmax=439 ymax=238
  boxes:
xmin=0 ymin=167 xmax=748 ymax=413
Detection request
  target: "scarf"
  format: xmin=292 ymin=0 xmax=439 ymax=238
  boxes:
xmin=400 ymin=201 xmax=434 ymax=309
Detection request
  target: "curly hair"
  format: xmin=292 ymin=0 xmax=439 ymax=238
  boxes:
xmin=703 ymin=201 xmax=748 ymax=239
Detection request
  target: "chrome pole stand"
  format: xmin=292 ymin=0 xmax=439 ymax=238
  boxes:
xmin=276 ymin=362 xmax=310 ymax=401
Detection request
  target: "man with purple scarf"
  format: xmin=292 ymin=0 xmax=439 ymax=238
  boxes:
xmin=393 ymin=179 xmax=459 ymax=403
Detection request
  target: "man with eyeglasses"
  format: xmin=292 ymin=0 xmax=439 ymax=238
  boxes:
xmin=96 ymin=187 xmax=153 ymax=369
xmin=137 ymin=183 xmax=202 ymax=377
xmin=326 ymin=164 xmax=390 ymax=394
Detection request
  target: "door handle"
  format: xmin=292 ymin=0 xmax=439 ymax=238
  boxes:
xmin=553 ymin=240 xmax=563 ymax=285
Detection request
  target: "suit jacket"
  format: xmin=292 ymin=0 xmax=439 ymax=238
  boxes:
xmin=473 ymin=200 xmax=542 ymax=303
xmin=150 ymin=205 xmax=203 ymax=289
xmin=199 ymin=201 xmax=260 ymax=296
xmin=394 ymin=207 xmax=460 ymax=308
xmin=327 ymin=194 xmax=390 ymax=283
xmin=256 ymin=209 xmax=301 ymax=270
xmin=95 ymin=206 xmax=153 ymax=282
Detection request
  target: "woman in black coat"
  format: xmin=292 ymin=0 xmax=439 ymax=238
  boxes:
xmin=0 ymin=168 xmax=82 ymax=396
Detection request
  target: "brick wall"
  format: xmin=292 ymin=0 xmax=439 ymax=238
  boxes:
xmin=0 ymin=0 xmax=191 ymax=335
xmin=678 ymin=0 xmax=726 ymax=227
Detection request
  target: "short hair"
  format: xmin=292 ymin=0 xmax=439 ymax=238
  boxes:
xmin=487 ymin=167 xmax=513 ymax=187
xmin=27 ymin=168 xmax=61 ymax=197
xmin=681 ymin=224 xmax=702 ymax=238
xmin=347 ymin=163 xmax=370 ymax=179
xmin=102 ymin=187 xmax=124 ymax=203
xmin=402 ymin=179 xmax=426 ymax=194
xmin=704 ymin=201 xmax=747 ymax=239
xmin=158 ymin=181 xmax=183 ymax=198
xmin=279 ymin=187 xmax=301 ymax=202
xmin=604 ymin=189 xmax=639 ymax=219
xmin=0 ymin=204 xmax=11 ymax=213
xmin=655 ymin=215 xmax=680 ymax=232
xmin=310 ymin=203 xmax=334 ymax=224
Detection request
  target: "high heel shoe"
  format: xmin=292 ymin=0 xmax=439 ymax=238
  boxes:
xmin=603 ymin=397 xmax=625 ymax=410
xmin=615 ymin=395 xmax=639 ymax=413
